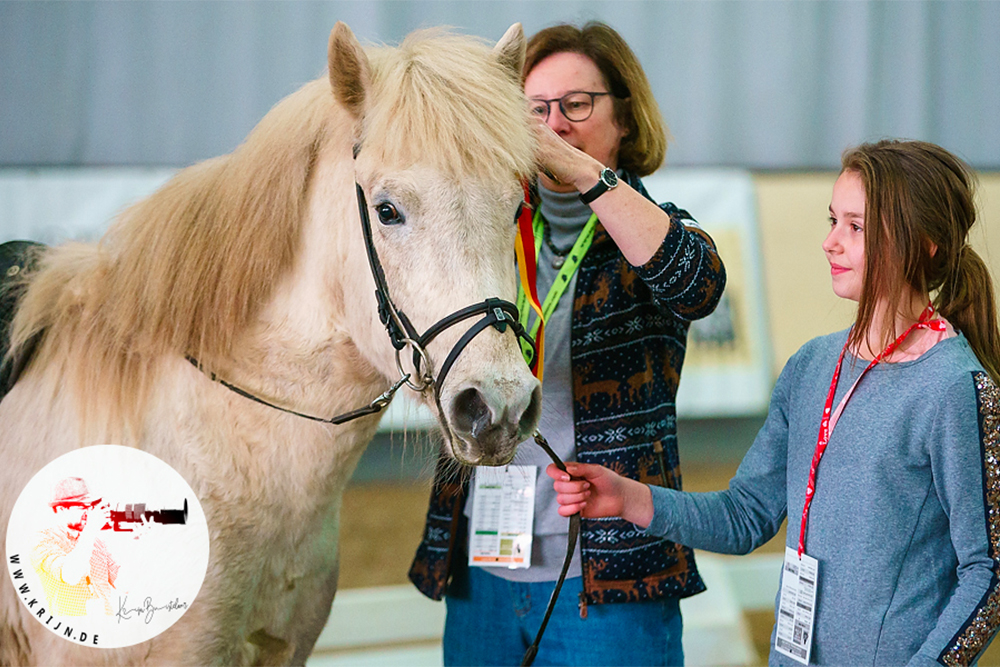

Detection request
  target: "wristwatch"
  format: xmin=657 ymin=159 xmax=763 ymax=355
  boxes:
xmin=579 ymin=167 xmax=619 ymax=204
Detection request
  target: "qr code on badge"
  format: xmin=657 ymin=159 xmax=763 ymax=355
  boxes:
xmin=793 ymin=622 xmax=809 ymax=646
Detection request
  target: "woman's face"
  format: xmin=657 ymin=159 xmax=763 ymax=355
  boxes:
xmin=823 ymin=170 xmax=867 ymax=301
xmin=524 ymin=51 xmax=626 ymax=187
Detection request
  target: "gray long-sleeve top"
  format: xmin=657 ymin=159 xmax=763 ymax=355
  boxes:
xmin=644 ymin=330 xmax=1000 ymax=666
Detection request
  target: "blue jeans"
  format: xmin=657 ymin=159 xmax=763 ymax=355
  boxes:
xmin=443 ymin=563 xmax=684 ymax=666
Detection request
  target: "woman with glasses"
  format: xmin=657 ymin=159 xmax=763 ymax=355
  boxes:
xmin=410 ymin=21 xmax=726 ymax=666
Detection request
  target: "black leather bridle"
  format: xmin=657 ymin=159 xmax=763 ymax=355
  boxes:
xmin=188 ymin=181 xmax=536 ymax=426
xmin=353 ymin=183 xmax=537 ymax=402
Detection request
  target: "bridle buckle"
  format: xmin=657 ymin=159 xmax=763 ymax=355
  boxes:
xmin=492 ymin=305 xmax=509 ymax=333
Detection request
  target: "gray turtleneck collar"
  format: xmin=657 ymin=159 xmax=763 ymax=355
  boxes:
xmin=538 ymin=183 xmax=594 ymax=251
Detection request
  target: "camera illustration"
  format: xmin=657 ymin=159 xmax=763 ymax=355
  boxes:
xmin=100 ymin=499 xmax=189 ymax=532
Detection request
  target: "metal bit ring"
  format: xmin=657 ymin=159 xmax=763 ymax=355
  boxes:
xmin=395 ymin=339 xmax=434 ymax=392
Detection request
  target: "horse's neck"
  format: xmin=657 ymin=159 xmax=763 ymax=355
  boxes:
xmin=153 ymin=158 xmax=392 ymax=499
xmin=219 ymin=141 xmax=393 ymax=422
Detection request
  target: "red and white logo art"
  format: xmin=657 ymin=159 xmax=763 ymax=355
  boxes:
xmin=5 ymin=445 xmax=209 ymax=648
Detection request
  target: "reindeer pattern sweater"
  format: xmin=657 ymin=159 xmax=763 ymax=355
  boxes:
xmin=410 ymin=172 xmax=727 ymax=605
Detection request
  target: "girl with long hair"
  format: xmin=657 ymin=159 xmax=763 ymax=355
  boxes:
xmin=549 ymin=139 xmax=1000 ymax=665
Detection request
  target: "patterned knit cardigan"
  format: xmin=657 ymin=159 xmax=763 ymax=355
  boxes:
xmin=409 ymin=173 xmax=727 ymax=606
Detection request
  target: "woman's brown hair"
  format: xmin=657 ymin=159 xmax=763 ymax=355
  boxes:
xmin=524 ymin=22 xmax=667 ymax=177
xmin=842 ymin=139 xmax=1000 ymax=382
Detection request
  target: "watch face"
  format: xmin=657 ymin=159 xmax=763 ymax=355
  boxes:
xmin=603 ymin=168 xmax=618 ymax=187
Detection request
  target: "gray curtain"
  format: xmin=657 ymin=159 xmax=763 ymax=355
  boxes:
xmin=2 ymin=0 xmax=997 ymax=169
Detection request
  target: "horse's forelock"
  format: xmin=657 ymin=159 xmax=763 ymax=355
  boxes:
xmin=361 ymin=30 xmax=535 ymax=183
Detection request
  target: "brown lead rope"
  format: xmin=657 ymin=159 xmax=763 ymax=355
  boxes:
xmin=521 ymin=431 xmax=582 ymax=667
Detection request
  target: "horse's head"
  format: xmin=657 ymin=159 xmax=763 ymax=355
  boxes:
xmin=328 ymin=23 xmax=541 ymax=466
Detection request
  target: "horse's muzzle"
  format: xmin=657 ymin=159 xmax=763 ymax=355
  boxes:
xmin=447 ymin=380 xmax=541 ymax=466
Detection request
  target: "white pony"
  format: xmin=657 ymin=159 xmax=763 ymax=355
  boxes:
xmin=0 ymin=22 xmax=540 ymax=665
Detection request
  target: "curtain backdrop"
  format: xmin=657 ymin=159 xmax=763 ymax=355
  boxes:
xmin=2 ymin=0 xmax=998 ymax=169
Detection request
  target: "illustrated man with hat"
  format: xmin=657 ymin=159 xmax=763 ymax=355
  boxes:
xmin=30 ymin=477 xmax=119 ymax=616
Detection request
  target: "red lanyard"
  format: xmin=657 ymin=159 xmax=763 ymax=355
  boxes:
xmin=515 ymin=182 xmax=545 ymax=381
xmin=797 ymin=304 xmax=947 ymax=557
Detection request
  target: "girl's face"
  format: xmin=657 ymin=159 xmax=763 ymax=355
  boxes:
xmin=823 ymin=170 xmax=867 ymax=302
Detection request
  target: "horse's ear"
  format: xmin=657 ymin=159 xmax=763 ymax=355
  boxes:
xmin=328 ymin=21 xmax=371 ymax=119
xmin=494 ymin=23 xmax=526 ymax=81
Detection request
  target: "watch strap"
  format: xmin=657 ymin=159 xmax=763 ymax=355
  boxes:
xmin=579 ymin=167 xmax=618 ymax=204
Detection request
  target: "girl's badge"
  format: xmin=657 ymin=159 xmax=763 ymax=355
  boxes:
xmin=775 ymin=547 xmax=819 ymax=665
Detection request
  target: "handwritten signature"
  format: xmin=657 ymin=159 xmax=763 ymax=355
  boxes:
xmin=116 ymin=595 xmax=188 ymax=624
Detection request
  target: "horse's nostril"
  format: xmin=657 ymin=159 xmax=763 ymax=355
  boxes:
xmin=518 ymin=384 xmax=542 ymax=438
xmin=451 ymin=387 xmax=493 ymax=439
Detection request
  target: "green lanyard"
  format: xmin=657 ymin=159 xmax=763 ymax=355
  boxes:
xmin=516 ymin=209 xmax=599 ymax=363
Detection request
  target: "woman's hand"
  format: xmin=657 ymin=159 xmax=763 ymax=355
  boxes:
xmin=533 ymin=122 xmax=604 ymax=193
xmin=546 ymin=462 xmax=654 ymax=528
xmin=532 ymin=121 xmax=673 ymax=266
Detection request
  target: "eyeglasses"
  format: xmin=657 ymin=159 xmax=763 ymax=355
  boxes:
xmin=528 ymin=92 xmax=612 ymax=122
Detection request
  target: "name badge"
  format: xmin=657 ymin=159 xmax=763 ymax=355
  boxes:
xmin=468 ymin=465 xmax=536 ymax=569
xmin=775 ymin=547 xmax=819 ymax=665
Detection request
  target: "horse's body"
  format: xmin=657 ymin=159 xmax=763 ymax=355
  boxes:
xmin=1 ymin=23 xmax=539 ymax=665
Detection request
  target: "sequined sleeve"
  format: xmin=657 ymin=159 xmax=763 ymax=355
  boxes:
xmin=931 ymin=372 xmax=1000 ymax=666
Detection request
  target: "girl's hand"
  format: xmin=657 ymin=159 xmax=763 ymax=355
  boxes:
xmin=546 ymin=462 xmax=654 ymax=527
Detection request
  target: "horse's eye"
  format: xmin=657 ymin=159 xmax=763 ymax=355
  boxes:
xmin=375 ymin=202 xmax=404 ymax=225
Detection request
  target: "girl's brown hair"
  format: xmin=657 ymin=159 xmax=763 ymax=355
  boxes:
xmin=524 ymin=22 xmax=667 ymax=177
xmin=842 ymin=139 xmax=999 ymax=382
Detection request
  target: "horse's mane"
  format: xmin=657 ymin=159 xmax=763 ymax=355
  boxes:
xmin=9 ymin=76 xmax=334 ymax=436
xmin=7 ymin=28 xmax=534 ymax=438
xmin=361 ymin=29 xmax=535 ymax=183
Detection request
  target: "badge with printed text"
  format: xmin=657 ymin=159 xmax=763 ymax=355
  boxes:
xmin=5 ymin=445 xmax=210 ymax=648
xmin=469 ymin=465 xmax=536 ymax=568
xmin=775 ymin=546 xmax=819 ymax=665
